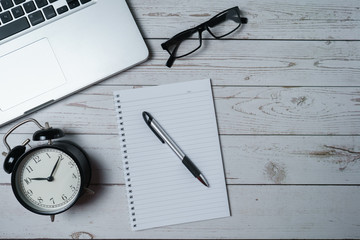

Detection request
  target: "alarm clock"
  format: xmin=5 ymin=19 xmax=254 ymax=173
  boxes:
xmin=2 ymin=119 xmax=92 ymax=222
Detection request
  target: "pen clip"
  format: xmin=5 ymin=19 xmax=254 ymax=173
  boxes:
xmin=142 ymin=111 xmax=165 ymax=144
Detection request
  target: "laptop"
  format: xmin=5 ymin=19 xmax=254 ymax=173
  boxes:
xmin=0 ymin=0 xmax=149 ymax=127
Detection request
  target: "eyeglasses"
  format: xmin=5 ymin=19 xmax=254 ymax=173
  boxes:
xmin=161 ymin=6 xmax=248 ymax=68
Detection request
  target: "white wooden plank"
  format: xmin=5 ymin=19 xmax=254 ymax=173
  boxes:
xmin=0 ymin=86 xmax=358 ymax=135
xmin=0 ymin=185 xmax=359 ymax=239
xmin=1 ymin=135 xmax=359 ymax=185
xmin=129 ymin=0 xmax=360 ymax=40
xmin=214 ymin=86 xmax=360 ymax=135
xmin=221 ymin=135 xmax=360 ymax=184
xmin=100 ymin=40 xmax=360 ymax=86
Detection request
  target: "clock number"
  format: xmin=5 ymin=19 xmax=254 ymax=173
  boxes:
xmin=72 ymin=173 xmax=77 ymax=179
xmin=33 ymin=156 xmax=41 ymax=164
xmin=24 ymin=177 xmax=32 ymax=185
xmin=70 ymin=185 xmax=76 ymax=192
xmin=50 ymin=197 xmax=55 ymax=204
xmin=59 ymin=154 xmax=64 ymax=161
xmin=37 ymin=197 xmax=43 ymax=203
xmin=68 ymin=161 xmax=75 ymax=168
xmin=26 ymin=189 xmax=33 ymax=196
xmin=46 ymin=153 xmax=51 ymax=158
xmin=61 ymin=194 xmax=68 ymax=201
xmin=26 ymin=166 xmax=34 ymax=173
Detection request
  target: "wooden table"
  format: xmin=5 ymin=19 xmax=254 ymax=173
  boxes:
xmin=1 ymin=0 xmax=359 ymax=239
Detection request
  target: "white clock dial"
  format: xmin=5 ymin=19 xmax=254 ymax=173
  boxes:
xmin=14 ymin=148 xmax=82 ymax=214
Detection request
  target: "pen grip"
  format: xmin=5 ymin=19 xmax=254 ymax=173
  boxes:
xmin=182 ymin=156 xmax=201 ymax=178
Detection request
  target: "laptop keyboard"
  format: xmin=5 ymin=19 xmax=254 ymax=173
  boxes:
xmin=0 ymin=0 xmax=93 ymax=42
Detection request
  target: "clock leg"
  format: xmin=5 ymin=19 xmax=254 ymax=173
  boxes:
xmin=85 ymin=188 xmax=95 ymax=195
xmin=50 ymin=215 xmax=55 ymax=222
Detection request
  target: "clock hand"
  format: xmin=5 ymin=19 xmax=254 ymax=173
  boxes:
xmin=30 ymin=177 xmax=48 ymax=181
xmin=47 ymin=156 xmax=61 ymax=181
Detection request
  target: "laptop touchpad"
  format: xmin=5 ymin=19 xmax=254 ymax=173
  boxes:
xmin=0 ymin=38 xmax=66 ymax=111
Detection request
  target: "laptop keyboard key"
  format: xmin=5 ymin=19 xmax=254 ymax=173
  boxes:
xmin=43 ymin=5 xmax=56 ymax=19
xmin=66 ymin=0 xmax=79 ymax=9
xmin=28 ymin=10 xmax=44 ymax=26
xmin=1 ymin=0 xmax=14 ymax=10
xmin=35 ymin=0 xmax=47 ymax=8
xmin=80 ymin=0 xmax=91 ymax=4
xmin=11 ymin=5 xmax=24 ymax=18
xmin=0 ymin=16 xmax=30 ymax=41
xmin=56 ymin=5 xmax=68 ymax=14
xmin=14 ymin=0 xmax=25 ymax=4
xmin=23 ymin=1 xmax=36 ymax=13
xmin=0 ymin=10 xmax=12 ymax=23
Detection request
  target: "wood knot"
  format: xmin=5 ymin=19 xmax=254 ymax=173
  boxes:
xmin=288 ymin=62 xmax=296 ymax=67
xmin=291 ymin=96 xmax=308 ymax=106
xmin=71 ymin=231 xmax=94 ymax=239
xmin=264 ymin=161 xmax=286 ymax=184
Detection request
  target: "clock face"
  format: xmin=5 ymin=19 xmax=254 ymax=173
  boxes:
xmin=13 ymin=148 xmax=82 ymax=214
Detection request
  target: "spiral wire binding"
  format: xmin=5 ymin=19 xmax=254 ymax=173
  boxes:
xmin=115 ymin=95 xmax=136 ymax=228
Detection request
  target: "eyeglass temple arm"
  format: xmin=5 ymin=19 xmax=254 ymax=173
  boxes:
xmin=166 ymin=55 xmax=176 ymax=68
xmin=240 ymin=17 xmax=248 ymax=23
xmin=165 ymin=44 xmax=180 ymax=68
xmin=161 ymin=42 xmax=175 ymax=68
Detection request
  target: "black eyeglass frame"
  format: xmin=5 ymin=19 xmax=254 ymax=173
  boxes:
xmin=161 ymin=6 xmax=248 ymax=67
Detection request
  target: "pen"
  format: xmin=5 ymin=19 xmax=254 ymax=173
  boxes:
xmin=142 ymin=111 xmax=209 ymax=187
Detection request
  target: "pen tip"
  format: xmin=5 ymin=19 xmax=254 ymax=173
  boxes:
xmin=197 ymin=175 xmax=209 ymax=187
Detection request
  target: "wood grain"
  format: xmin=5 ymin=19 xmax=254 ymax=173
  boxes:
xmin=100 ymin=40 xmax=360 ymax=87
xmin=0 ymin=86 xmax=358 ymax=135
xmin=1 ymin=135 xmax=359 ymax=185
xmin=128 ymin=0 xmax=360 ymax=40
xmin=0 ymin=185 xmax=359 ymax=239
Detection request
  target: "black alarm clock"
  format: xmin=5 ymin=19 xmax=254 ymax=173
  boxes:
xmin=2 ymin=118 xmax=92 ymax=222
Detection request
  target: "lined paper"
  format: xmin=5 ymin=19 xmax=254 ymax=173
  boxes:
xmin=113 ymin=79 xmax=230 ymax=231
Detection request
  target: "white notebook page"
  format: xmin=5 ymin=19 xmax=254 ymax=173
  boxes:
xmin=113 ymin=79 xmax=230 ymax=230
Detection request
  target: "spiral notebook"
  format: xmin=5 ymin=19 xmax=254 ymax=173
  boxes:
xmin=113 ymin=79 xmax=230 ymax=231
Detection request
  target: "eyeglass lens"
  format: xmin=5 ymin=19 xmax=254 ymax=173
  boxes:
xmin=168 ymin=30 xmax=201 ymax=58
xmin=207 ymin=8 xmax=241 ymax=38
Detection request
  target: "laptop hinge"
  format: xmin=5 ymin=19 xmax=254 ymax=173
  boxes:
xmin=24 ymin=100 xmax=55 ymax=115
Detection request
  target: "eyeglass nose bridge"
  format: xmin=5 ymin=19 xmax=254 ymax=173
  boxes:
xmin=196 ymin=23 xmax=208 ymax=33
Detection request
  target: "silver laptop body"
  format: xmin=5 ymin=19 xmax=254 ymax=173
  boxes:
xmin=0 ymin=0 xmax=149 ymax=126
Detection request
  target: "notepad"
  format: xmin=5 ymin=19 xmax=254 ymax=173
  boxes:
xmin=113 ymin=79 xmax=230 ymax=231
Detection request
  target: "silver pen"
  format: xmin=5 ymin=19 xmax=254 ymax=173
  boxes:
xmin=142 ymin=111 xmax=209 ymax=187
